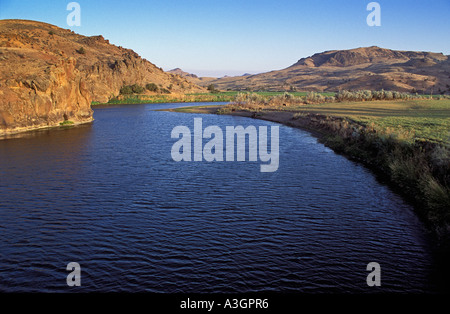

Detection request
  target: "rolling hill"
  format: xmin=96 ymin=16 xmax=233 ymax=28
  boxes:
xmin=202 ymin=46 xmax=450 ymax=94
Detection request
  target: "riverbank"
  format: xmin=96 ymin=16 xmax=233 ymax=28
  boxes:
xmin=91 ymin=92 xmax=238 ymax=106
xmin=168 ymin=101 xmax=450 ymax=244
xmin=90 ymin=91 xmax=339 ymax=106
xmin=0 ymin=117 xmax=94 ymax=138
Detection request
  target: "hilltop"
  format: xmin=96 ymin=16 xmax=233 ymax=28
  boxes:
xmin=167 ymin=68 xmax=218 ymax=86
xmin=168 ymin=68 xmax=199 ymax=79
xmin=0 ymin=19 xmax=204 ymax=135
xmin=203 ymin=46 xmax=450 ymax=93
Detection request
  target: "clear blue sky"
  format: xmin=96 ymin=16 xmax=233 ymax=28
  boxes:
xmin=1 ymin=0 xmax=449 ymax=77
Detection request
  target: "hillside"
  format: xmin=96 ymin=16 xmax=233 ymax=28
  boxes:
xmin=167 ymin=68 xmax=219 ymax=86
xmin=168 ymin=68 xmax=199 ymax=79
xmin=0 ymin=19 xmax=204 ymax=135
xmin=203 ymin=46 xmax=450 ymax=93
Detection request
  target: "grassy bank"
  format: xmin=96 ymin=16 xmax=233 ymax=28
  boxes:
xmin=89 ymin=93 xmax=237 ymax=106
xmin=91 ymin=91 xmax=339 ymax=106
xmin=91 ymin=92 xmax=239 ymax=105
xmin=223 ymin=99 xmax=450 ymax=144
xmin=92 ymin=89 xmax=448 ymax=107
xmin=91 ymin=93 xmax=232 ymax=106
xmin=173 ymin=98 xmax=450 ymax=241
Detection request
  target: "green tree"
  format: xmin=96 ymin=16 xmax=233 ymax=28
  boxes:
xmin=146 ymin=83 xmax=158 ymax=92
xmin=120 ymin=85 xmax=133 ymax=95
xmin=131 ymin=84 xmax=144 ymax=94
xmin=207 ymin=84 xmax=217 ymax=92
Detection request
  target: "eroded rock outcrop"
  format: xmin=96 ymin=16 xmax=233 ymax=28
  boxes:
xmin=0 ymin=19 xmax=204 ymax=135
xmin=0 ymin=50 xmax=93 ymax=135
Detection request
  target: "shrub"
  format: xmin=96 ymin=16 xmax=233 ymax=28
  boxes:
xmin=60 ymin=120 xmax=74 ymax=126
xmin=384 ymin=91 xmax=394 ymax=100
xmin=160 ymin=88 xmax=171 ymax=94
xmin=120 ymin=85 xmax=133 ymax=95
xmin=306 ymin=91 xmax=325 ymax=104
xmin=146 ymin=83 xmax=158 ymax=92
xmin=120 ymin=84 xmax=145 ymax=94
xmin=76 ymin=47 xmax=86 ymax=54
xmin=335 ymin=89 xmax=422 ymax=102
xmin=131 ymin=84 xmax=144 ymax=94
xmin=207 ymin=84 xmax=218 ymax=92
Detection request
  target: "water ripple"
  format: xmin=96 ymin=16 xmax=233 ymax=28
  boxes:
xmin=0 ymin=103 xmax=444 ymax=293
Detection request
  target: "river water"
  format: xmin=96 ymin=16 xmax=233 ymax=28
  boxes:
xmin=0 ymin=102 xmax=447 ymax=293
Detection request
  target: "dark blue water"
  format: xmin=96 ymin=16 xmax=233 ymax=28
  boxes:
xmin=0 ymin=102 xmax=446 ymax=293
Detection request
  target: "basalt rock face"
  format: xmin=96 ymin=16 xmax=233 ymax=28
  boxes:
xmin=1 ymin=58 xmax=93 ymax=134
xmin=0 ymin=36 xmax=93 ymax=134
xmin=0 ymin=19 xmax=203 ymax=135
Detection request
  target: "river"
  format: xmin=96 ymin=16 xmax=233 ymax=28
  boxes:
xmin=0 ymin=102 xmax=447 ymax=293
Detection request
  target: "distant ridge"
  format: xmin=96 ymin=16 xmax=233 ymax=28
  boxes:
xmin=293 ymin=46 xmax=446 ymax=68
xmin=168 ymin=68 xmax=199 ymax=79
xmin=201 ymin=46 xmax=450 ymax=93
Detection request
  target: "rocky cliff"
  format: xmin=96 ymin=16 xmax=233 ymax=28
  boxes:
xmin=0 ymin=19 xmax=203 ymax=136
